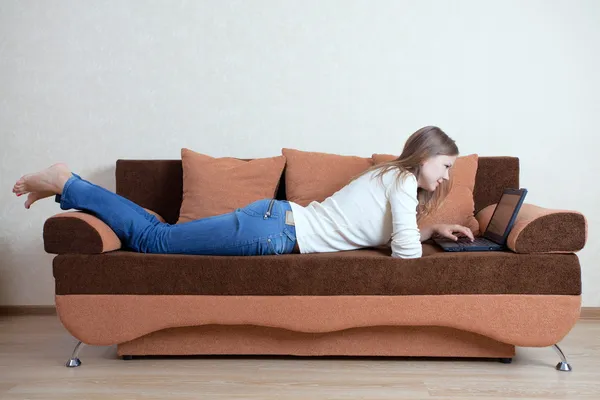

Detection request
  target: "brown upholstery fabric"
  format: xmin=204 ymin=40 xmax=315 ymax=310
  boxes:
xmin=473 ymin=157 xmax=519 ymax=213
xmin=44 ymin=212 xmax=121 ymax=254
xmin=55 ymin=294 xmax=580 ymax=347
xmin=178 ymin=149 xmax=286 ymax=223
xmin=53 ymin=246 xmax=581 ymax=296
xmin=510 ymin=212 xmax=587 ymax=253
xmin=116 ymin=160 xmax=183 ymax=224
xmin=117 ymin=325 xmax=515 ymax=358
xmin=114 ymin=157 xmax=518 ymax=224
xmin=477 ymin=203 xmax=587 ymax=253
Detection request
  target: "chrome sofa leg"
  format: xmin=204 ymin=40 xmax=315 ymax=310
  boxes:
xmin=66 ymin=341 xmax=84 ymax=368
xmin=553 ymin=344 xmax=572 ymax=372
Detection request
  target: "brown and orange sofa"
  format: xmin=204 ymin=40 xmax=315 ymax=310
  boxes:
xmin=44 ymin=149 xmax=587 ymax=369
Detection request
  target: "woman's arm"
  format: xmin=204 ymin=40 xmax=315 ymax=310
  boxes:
xmin=420 ymin=225 xmax=435 ymax=242
xmin=388 ymin=175 xmax=422 ymax=258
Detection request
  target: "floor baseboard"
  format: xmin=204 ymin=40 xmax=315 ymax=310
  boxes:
xmin=2 ymin=306 xmax=600 ymax=320
xmin=0 ymin=306 xmax=57 ymax=316
xmin=580 ymin=307 xmax=600 ymax=320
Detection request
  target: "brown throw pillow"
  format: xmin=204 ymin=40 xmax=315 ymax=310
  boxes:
xmin=178 ymin=148 xmax=286 ymax=223
xmin=282 ymin=148 xmax=374 ymax=207
xmin=372 ymin=153 xmax=480 ymax=234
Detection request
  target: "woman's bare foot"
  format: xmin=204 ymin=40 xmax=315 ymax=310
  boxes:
xmin=13 ymin=163 xmax=72 ymax=208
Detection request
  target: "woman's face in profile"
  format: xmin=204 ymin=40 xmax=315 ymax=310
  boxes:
xmin=417 ymin=155 xmax=456 ymax=191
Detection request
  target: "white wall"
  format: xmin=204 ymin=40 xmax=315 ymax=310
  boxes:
xmin=1 ymin=0 xmax=598 ymax=306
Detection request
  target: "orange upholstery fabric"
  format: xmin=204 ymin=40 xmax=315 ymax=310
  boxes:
xmin=476 ymin=203 xmax=588 ymax=253
xmin=55 ymin=294 xmax=580 ymax=347
xmin=372 ymin=154 xmax=479 ymax=233
xmin=117 ymin=325 xmax=515 ymax=358
xmin=282 ymin=148 xmax=373 ymax=206
xmin=178 ymin=148 xmax=286 ymax=223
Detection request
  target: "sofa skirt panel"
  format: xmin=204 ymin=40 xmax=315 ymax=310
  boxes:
xmin=55 ymin=294 xmax=580 ymax=348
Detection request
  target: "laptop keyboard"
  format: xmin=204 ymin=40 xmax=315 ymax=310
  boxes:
xmin=456 ymin=237 xmax=494 ymax=246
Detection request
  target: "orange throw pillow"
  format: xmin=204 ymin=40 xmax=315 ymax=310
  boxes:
xmin=178 ymin=148 xmax=286 ymax=223
xmin=282 ymin=148 xmax=374 ymax=207
xmin=372 ymin=153 xmax=480 ymax=234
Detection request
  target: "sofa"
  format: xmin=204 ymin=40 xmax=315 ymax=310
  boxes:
xmin=44 ymin=153 xmax=587 ymax=369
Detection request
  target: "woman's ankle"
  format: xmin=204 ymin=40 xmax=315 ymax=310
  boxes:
xmin=56 ymin=173 xmax=74 ymax=195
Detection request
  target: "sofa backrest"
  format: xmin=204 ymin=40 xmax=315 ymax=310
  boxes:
xmin=116 ymin=157 xmax=519 ymax=225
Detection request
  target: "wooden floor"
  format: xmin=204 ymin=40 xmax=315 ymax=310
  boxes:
xmin=0 ymin=316 xmax=599 ymax=399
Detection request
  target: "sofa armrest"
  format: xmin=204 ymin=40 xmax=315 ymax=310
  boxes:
xmin=43 ymin=208 xmax=165 ymax=254
xmin=475 ymin=203 xmax=587 ymax=253
xmin=43 ymin=212 xmax=121 ymax=254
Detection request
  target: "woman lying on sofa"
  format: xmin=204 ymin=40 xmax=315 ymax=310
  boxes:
xmin=12 ymin=126 xmax=473 ymax=258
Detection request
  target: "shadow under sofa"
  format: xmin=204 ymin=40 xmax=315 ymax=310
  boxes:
xmin=44 ymin=156 xmax=585 ymax=369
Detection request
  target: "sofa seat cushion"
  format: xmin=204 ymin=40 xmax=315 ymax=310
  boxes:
xmin=53 ymin=245 xmax=580 ymax=296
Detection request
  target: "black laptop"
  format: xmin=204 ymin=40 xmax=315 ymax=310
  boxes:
xmin=434 ymin=188 xmax=528 ymax=252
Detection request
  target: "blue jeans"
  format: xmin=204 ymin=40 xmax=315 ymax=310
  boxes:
xmin=55 ymin=173 xmax=298 ymax=256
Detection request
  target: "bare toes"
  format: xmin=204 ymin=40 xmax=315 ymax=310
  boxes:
xmin=24 ymin=194 xmax=36 ymax=209
xmin=24 ymin=191 xmax=54 ymax=209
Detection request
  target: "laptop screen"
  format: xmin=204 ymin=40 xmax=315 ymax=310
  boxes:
xmin=485 ymin=192 xmax=523 ymax=238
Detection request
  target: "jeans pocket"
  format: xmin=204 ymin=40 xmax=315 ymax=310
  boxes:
xmin=266 ymin=234 xmax=289 ymax=255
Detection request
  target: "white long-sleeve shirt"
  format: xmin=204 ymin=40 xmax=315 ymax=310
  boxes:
xmin=289 ymin=168 xmax=423 ymax=258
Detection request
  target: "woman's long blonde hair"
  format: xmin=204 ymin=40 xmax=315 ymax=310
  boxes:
xmin=349 ymin=126 xmax=459 ymax=221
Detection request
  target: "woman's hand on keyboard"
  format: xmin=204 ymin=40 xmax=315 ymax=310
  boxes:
xmin=432 ymin=224 xmax=474 ymax=242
